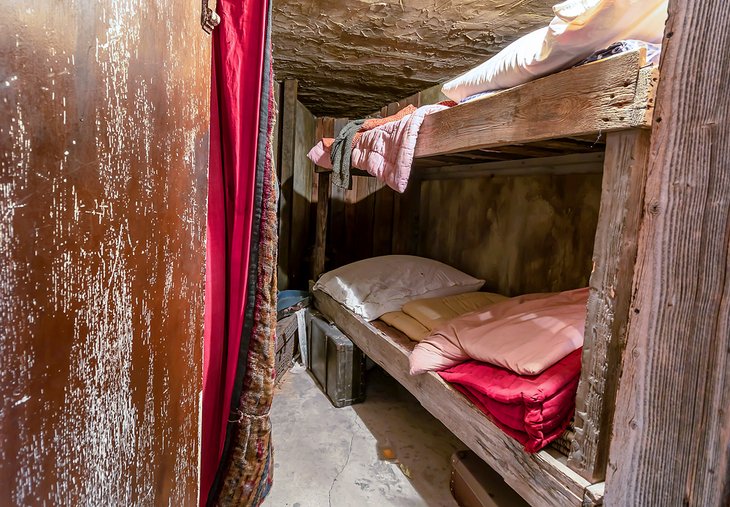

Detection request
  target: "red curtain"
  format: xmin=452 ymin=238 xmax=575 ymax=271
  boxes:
xmin=201 ymin=0 xmax=270 ymax=503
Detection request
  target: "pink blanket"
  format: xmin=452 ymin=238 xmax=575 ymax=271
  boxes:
xmin=410 ymin=288 xmax=589 ymax=376
xmin=307 ymin=104 xmax=450 ymax=193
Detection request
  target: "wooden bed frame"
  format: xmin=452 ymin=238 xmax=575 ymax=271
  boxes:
xmin=310 ymin=49 xmax=657 ymax=506
xmin=314 ymin=289 xmax=597 ymax=506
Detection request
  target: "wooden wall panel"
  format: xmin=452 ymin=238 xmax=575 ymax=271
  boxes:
xmin=288 ymin=101 xmax=316 ymax=289
xmin=0 ymin=1 xmax=209 ymax=504
xmin=418 ymin=171 xmax=603 ymax=295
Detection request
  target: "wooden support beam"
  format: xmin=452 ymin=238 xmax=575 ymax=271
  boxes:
xmin=289 ymin=101 xmax=316 ymax=289
xmin=568 ymin=129 xmax=651 ymax=481
xmin=277 ymin=79 xmax=298 ymax=290
xmin=417 ymin=152 xmax=605 ymax=181
xmin=607 ymin=1 xmax=730 ymax=504
xmin=311 ymin=171 xmax=330 ymax=281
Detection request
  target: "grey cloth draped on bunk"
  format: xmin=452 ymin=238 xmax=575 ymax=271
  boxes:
xmin=330 ymin=119 xmax=365 ymax=189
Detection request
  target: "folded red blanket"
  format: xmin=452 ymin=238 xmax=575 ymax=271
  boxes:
xmin=438 ymin=348 xmax=581 ymax=453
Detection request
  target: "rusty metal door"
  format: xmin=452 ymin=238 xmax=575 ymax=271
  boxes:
xmin=0 ymin=1 xmax=210 ymax=504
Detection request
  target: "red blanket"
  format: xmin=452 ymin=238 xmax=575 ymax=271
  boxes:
xmin=438 ymin=349 xmax=581 ymax=453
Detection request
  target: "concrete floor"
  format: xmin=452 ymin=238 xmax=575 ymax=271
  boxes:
xmin=264 ymin=364 xmax=464 ymax=507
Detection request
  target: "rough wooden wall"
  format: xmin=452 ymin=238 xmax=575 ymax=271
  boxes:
xmin=0 ymin=1 xmax=210 ymax=504
xmin=418 ymin=170 xmax=602 ymax=295
xmin=272 ymin=0 xmax=554 ymax=116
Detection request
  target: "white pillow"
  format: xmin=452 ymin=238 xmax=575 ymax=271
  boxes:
xmin=313 ymin=255 xmax=485 ymax=321
xmin=441 ymin=0 xmax=668 ymax=102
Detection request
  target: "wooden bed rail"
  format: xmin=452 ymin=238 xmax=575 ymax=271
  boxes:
xmin=415 ymin=49 xmax=657 ymax=158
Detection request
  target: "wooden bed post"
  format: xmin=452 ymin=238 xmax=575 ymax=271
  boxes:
xmin=312 ymin=171 xmax=330 ymax=281
xmin=568 ymin=128 xmax=651 ymax=482
xmin=606 ymin=1 xmax=730 ymax=504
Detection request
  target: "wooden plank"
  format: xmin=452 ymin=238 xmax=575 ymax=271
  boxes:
xmin=343 ymin=175 xmax=360 ymax=265
xmin=607 ymin=1 xmax=730 ymax=504
xmin=391 ymin=178 xmax=421 ymax=255
xmin=417 ymin=169 xmax=602 ymax=296
xmin=277 ymin=79 xmax=298 ymax=290
xmin=371 ymin=179 xmax=394 ymax=257
xmin=418 ymin=153 xmax=605 ymax=180
xmin=0 ymin=2 xmax=209 ymax=502
xmin=313 ymin=291 xmax=592 ymax=507
xmin=352 ymin=176 xmax=377 ymax=260
xmin=417 ymin=83 xmax=448 ymax=106
xmin=311 ymin=172 xmax=330 ymax=281
xmin=415 ymin=50 xmax=654 ymax=158
xmin=272 ymin=81 xmax=282 ymax=179
xmin=568 ymin=130 xmax=651 ymax=482
xmin=289 ymin=101 xmax=316 ymax=289
xmin=386 ymin=101 xmax=400 ymax=116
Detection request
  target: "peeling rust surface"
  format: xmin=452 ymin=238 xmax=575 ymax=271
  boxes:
xmin=0 ymin=1 xmax=210 ymax=504
xmin=272 ymin=0 xmax=554 ymax=116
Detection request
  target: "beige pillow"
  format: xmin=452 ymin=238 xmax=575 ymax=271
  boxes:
xmin=402 ymin=292 xmax=508 ymax=332
xmin=380 ymin=311 xmax=430 ymax=342
xmin=313 ymin=255 xmax=485 ymax=321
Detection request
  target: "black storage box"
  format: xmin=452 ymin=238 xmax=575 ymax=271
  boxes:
xmin=307 ymin=312 xmax=366 ymax=408
xmin=274 ymin=314 xmax=299 ymax=384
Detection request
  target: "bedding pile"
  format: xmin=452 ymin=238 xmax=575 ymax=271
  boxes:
xmin=406 ymin=288 xmax=589 ymax=453
xmin=439 ymin=350 xmax=582 ymax=453
xmin=314 ymin=256 xmax=589 ymax=453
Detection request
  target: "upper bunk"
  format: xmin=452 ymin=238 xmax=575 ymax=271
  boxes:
xmin=413 ymin=49 xmax=657 ymax=165
xmin=314 ymin=48 xmax=657 ymax=172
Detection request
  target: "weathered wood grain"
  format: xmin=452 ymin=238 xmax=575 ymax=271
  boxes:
xmin=327 ymin=118 xmax=349 ymax=267
xmin=312 ymin=172 xmax=330 ymax=281
xmin=417 ymin=152 xmax=605 ymax=180
xmin=371 ymin=179 xmax=395 ymax=257
xmin=391 ymin=179 xmax=422 ymax=255
xmin=314 ymin=291 xmax=593 ymax=507
xmin=289 ymin=101 xmax=316 ymax=288
xmin=415 ymin=50 xmax=654 ymax=158
xmin=277 ymin=79 xmax=298 ymax=290
xmin=568 ymin=130 xmax=651 ymax=482
xmin=0 ymin=1 xmax=209 ymax=504
xmin=607 ymin=1 xmax=730 ymax=504
xmin=417 ymin=165 xmax=603 ymax=296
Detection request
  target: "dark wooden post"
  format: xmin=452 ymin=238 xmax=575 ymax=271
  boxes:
xmin=312 ymin=171 xmax=330 ymax=281
xmin=277 ymin=79 xmax=298 ymax=290
xmin=607 ymin=1 xmax=730 ymax=504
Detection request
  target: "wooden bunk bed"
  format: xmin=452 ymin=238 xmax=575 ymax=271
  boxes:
xmin=310 ymin=49 xmax=657 ymax=507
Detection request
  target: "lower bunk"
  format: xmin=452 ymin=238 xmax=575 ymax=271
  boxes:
xmin=313 ymin=289 xmax=604 ymax=507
